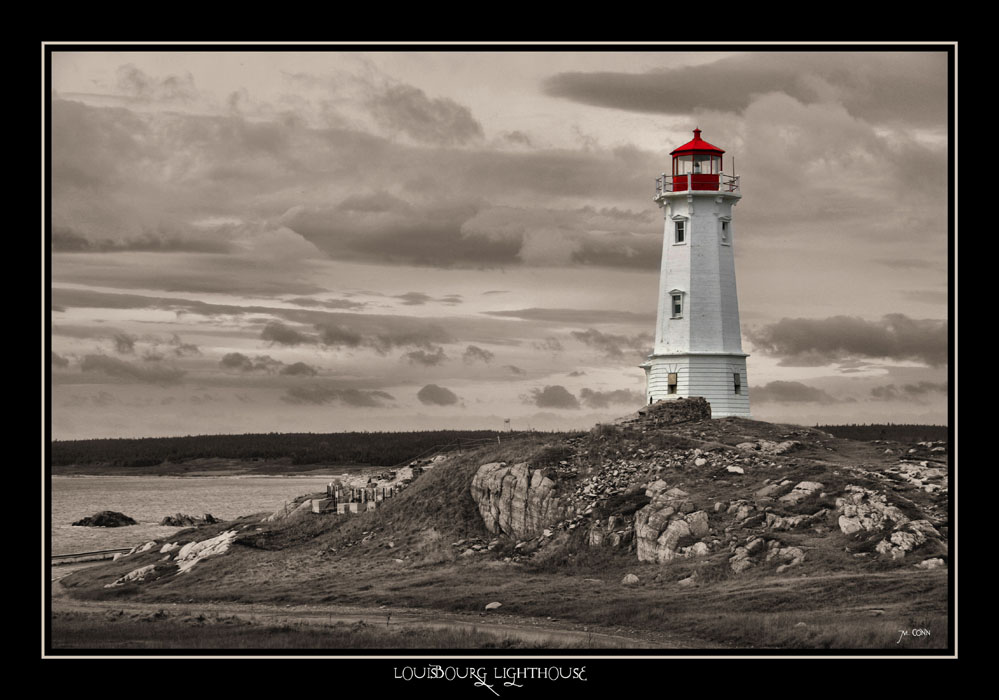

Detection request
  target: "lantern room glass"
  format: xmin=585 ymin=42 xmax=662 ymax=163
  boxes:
xmin=673 ymin=154 xmax=721 ymax=175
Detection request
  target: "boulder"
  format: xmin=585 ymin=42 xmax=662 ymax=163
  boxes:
xmin=635 ymin=500 xmax=711 ymax=564
xmin=484 ymin=601 xmax=502 ymax=610
xmin=621 ymin=573 xmax=640 ymax=586
xmin=835 ymin=485 xmax=910 ymax=534
xmin=645 ymin=479 xmax=669 ymax=497
xmin=104 ymin=564 xmax=157 ymax=588
xmin=470 ymin=462 xmax=567 ymax=540
xmin=72 ymin=511 xmax=137 ymax=528
xmin=159 ymin=513 xmax=220 ymax=527
xmin=873 ymin=520 xmax=941 ymax=560
xmin=779 ymin=482 xmax=824 ymax=504
xmin=174 ymin=530 xmax=238 ymax=574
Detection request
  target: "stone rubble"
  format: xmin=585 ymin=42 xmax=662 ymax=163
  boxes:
xmin=460 ymin=407 xmax=949 ymax=576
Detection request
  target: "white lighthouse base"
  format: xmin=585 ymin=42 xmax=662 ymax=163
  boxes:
xmin=642 ymin=353 xmax=751 ymax=418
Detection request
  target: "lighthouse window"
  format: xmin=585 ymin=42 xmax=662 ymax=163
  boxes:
xmin=667 ymin=372 xmax=678 ymax=394
xmin=674 ymin=221 xmax=685 ymax=244
xmin=671 ymin=294 xmax=683 ymax=318
xmin=733 ymin=373 xmax=742 ymax=395
xmin=721 ymin=220 xmax=729 ymax=244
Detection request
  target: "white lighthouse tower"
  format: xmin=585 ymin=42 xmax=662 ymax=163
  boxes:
xmin=641 ymin=128 xmax=751 ymax=417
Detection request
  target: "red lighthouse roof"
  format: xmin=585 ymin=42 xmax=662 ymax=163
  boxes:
xmin=670 ymin=128 xmax=725 ymax=156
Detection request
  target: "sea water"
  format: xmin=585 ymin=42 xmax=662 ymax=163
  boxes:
xmin=50 ymin=474 xmax=351 ymax=555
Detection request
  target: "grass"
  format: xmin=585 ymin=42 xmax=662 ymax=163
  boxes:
xmin=49 ymin=611 xmax=586 ymax=650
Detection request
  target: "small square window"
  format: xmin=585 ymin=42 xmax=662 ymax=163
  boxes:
xmin=675 ymin=220 xmax=685 ymax=244
xmin=667 ymin=372 xmax=678 ymax=395
xmin=671 ymin=294 xmax=683 ymax=318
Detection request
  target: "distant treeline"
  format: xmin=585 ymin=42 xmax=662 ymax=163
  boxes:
xmin=816 ymin=424 xmax=949 ymax=443
xmin=49 ymin=430 xmax=541 ymax=468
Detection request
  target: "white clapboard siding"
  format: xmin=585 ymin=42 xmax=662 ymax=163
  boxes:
xmin=645 ymin=178 xmax=751 ymax=418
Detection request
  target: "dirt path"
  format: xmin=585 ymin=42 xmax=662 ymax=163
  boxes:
xmin=50 ymin=567 xmax=696 ymax=649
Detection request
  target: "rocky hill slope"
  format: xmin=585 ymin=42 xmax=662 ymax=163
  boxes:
xmin=465 ymin=398 xmax=947 ymax=576
xmin=59 ymin=399 xmax=950 ymax=648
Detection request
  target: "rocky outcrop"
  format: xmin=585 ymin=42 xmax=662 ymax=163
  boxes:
xmin=470 ymin=462 xmax=568 ymax=539
xmin=778 ymin=481 xmax=824 ymax=504
xmin=104 ymin=564 xmax=157 ymax=588
xmin=160 ymin=513 xmax=220 ymax=527
xmin=587 ymin=515 xmax=635 ymax=549
xmin=835 ymin=485 xmax=910 ymax=534
xmin=736 ymin=440 xmax=802 ymax=455
xmin=874 ymin=520 xmax=943 ymax=560
xmin=72 ymin=511 xmax=137 ymax=527
xmin=729 ymin=537 xmax=806 ymax=573
xmin=616 ymin=396 xmax=711 ymax=427
xmin=765 ymin=510 xmax=830 ymax=531
xmin=174 ymin=530 xmax=239 ymax=573
xmin=634 ymin=487 xmax=712 ymax=564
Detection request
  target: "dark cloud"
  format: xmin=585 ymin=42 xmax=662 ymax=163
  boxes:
xmin=51 ymin=226 xmax=233 ymax=254
xmin=459 ymin=204 xmax=661 ymax=269
xmin=571 ymin=328 xmax=652 ymax=359
xmin=80 ymin=354 xmax=185 ymax=386
xmin=486 ymin=307 xmax=655 ymax=325
xmin=52 ymin=352 xmax=70 ymax=368
xmin=316 ymin=323 xmax=365 ymax=348
xmin=751 ymin=381 xmax=838 ymax=404
xmin=168 ymin=334 xmax=201 ymax=356
xmin=50 ymin=288 xmax=494 ymax=357
xmin=281 ymin=197 xmax=520 ymax=269
xmin=504 ymin=365 xmax=526 ymax=376
xmin=567 ymin=370 xmax=586 ymax=377
xmin=527 ymin=385 xmax=580 ymax=410
xmin=532 ymin=337 xmax=564 ymax=354
xmin=462 ymin=345 xmax=495 ymax=364
xmin=286 ymin=297 xmax=366 ymax=311
xmin=395 ymin=292 xmax=434 ymax=306
xmin=281 ymin=385 xmax=394 ymax=407
xmin=579 ymin=388 xmax=644 ymax=409
xmin=502 ymin=130 xmax=532 ymax=146
xmin=112 ymin=333 xmax=136 ymax=354
xmin=417 ymin=384 xmax=459 ymax=406
xmin=219 ymin=352 xmax=283 ymax=373
xmin=366 ymin=83 xmax=484 ymax=145
xmin=404 ymin=347 xmax=448 ymax=367
xmin=395 ymin=292 xmax=463 ymax=306
xmin=261 ymin=321 xmax=316 ymax=346
xmin=870 ymin=381 xmax=948 ymax=402
xmin=53 ymin=99 xmax=662 ymax=271
xmin=543 ymin=52 xmax=947 ymax=127
xmin=115 ymin=63 xmax=198 ymax=102
xmin=747 ymin=314 xmax=948 ymax=367
xmin=370 ymin=328 xmax=453 ymax=355
xmin=280 ymin=362 xmax=319 ymax=377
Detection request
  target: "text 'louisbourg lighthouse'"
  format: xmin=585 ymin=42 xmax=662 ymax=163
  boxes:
xmin=641 ymin=129 xmax=751 ymax=418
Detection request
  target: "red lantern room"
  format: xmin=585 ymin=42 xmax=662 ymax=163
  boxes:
xmin=655 ymin=128 xmax=739 ymax=196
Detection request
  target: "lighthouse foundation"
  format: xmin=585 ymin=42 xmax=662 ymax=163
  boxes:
xmin=641 ymin=353 xmax=750 ymax=418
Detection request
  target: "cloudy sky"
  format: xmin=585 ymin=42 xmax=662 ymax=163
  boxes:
xmin=46 ymin=47 xmax=952 ymax=440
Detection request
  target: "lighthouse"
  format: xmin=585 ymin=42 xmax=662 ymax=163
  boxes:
xmin=641 ymin=128 xmax=751 ymax=417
